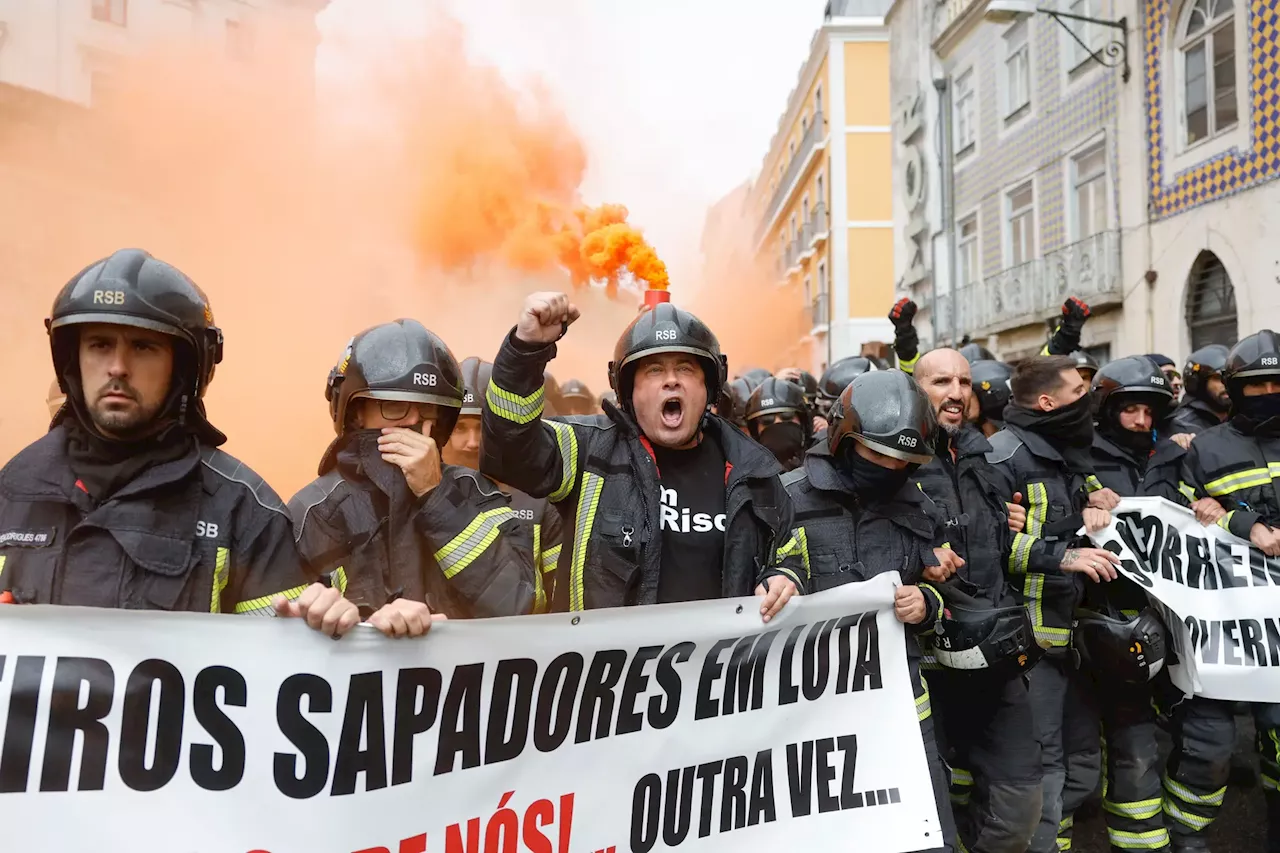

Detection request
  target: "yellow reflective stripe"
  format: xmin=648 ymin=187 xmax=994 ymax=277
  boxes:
xmin=210 ymin=547 xmax=230 ymax=613
xmin=1162 ymin=775 xmax=1225 ymax=807
xmin=775 ymin=527 xmax=812 ymax=580
xmin=234 ymin=584 xmax=308 ymax=615
xmin=1216 ymin=510 xmax=1236 ymax=532
xmin=1104 ymin=798 xmax=1163 ymax=820
xmin=1107 ymin=829 xmax=1170 ymax=850
xmin=1204 ymin=466 xmax=1272 ymax=496
xmin=1027 ymin=482 xmax=1049 ymax=536
xmin=1040 ymin=343 xmax=1052 ymax=356
xmin=332 ymin=566 xmax=348 ymax=595
xmin=533 ymin=525 xmax=546 ymax=614
xmin=920 ymin=583 xmax=943 ymax=629
xmin=541 ymin=544 xmax=562 ymax=575
xmin=1086 ymin=475 xmax=1104 ymax=492
xmin=1178 ymin=481 xmax=1197 ymax=502
xmin=434 ymin=507 xmax=516 ymax=578
xmin=1060 ymin=815 xmax=1075 ymax=831
xmin=0 ymin=554 xmax=8 ymax=585
xmin=545 ymin=421 xmax=580 ymax=503
xmin=1009 ymin=531 xmax=1035 ymax=573
xmin=1162 ymin=798 xmax=1215 ymax=830
xmin=569 ymin=472 xmax=605 ymax=612
xmin=950 ymin=767 xmax=974 ymax=786
xmin=485 ymin=379 xmax=544 ymax=424
xmin=1022 ymin=574 xmax=1071 ymax=647
xmin=899 ymin=351 xmax=919 ymax=375
xmin=915 ymin=673 xmax=931 ymax=721
xmin=1263 ymin=773 xmax=1279 ymax=792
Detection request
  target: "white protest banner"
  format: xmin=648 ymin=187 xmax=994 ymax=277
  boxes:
xmin=0 ymin=572 xmax=941 ymax=853
xmin=1094 ymin=496 xmax=1280 ymax=703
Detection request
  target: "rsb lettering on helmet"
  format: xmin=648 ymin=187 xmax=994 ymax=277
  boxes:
xmin=898 ymin=434 xmax=919 ymax=448
xmin=1150 ymin=375 xmax=1166 ymax=385
xmin=413 ymin=373 xmax=438 ymax=387
xmin=761 ymin=398 xmax=775 ymax=407
xmin=655 ymin=329 xmax=678 ymax=341
xmin=92 ymin=290 xmax=126 ymax=305
xmin=1263 ymin=357 xmax=1280 ymax=366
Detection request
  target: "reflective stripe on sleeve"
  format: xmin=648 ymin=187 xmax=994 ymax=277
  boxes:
xmin=485 ymin=379 xmax=544 ymax=425
xmin=569 ymin=472 xmax=606 ymax=612
xmin=234 ymin=584 xmax=308 ymax=615
xmin=1178 ymin=481 xmax=1197 ymax=502
xmin=1203 ymin=466 xmax=1274 ymax=496
xmin=1086 ymin=475 xmax=1104 ymax=492
xmin=774 ymin=527 xmax=811 ymax=580
xmin=546 ymin=421 xmax=581 ymax=503
xmin=533 ymin=524 xmax=546 ymax=614
xmin=898 ymin=351 xmax=919 ymax=375
xmin=332 ymin=566 xmax=348 ymax=596
xmin=434 ymin=507 xmax=517 ymax=579
xmin=1009 ymin=531 xmax=1035 ymax=573
xmin=210 ymin=547 xmax=230 ymax=613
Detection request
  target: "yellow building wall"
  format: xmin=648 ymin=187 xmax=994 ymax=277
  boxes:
xmin=847 ymin=228 xmax=893 ymax=318
xmin=757 ymin=52 xmax=831 ymax=240
xmin=845 ymin=134 xmax=891 ymax=221
xmin=843 ymin=41 xmax=890 ymax=126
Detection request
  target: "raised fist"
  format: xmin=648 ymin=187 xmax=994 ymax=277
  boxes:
xmin=889 ymin=298 xmax=918 ymax=329
xmin=516 ymin=292 xmax=581 ymax=345
xmin=1061 ymin=297 xmax=1091 ymax=325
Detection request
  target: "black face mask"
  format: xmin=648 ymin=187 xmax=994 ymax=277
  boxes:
xmin=339 ymin=428 xmax=419 ymax=497
xmin=758 ymin=421 xmax=807 ymax=469
xmin=1103 ymin=421 xmax=1154 ymax=456
xmin=839 ymin=448 xmax=916 ymax=499
xmin=1004 ymin=392 xmax=1095 ymax=449
xmin=1235 ymin=393 xmax=1280 ymax=424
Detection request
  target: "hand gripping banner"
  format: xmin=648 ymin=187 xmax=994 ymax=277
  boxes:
xmin=1095 ymin=496 xmax=1280 ymax=703
xmin=0 ymin=573 xmax=941 ymax=853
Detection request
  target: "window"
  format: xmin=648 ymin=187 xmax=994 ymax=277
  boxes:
xmin=1006 ymin=182 xmax=1035 ymax=266
xmin=957 ymin=216 xmax=979 ymax=286
xmin=815 ymin=85 xmax=823 ymax=121
xmin=1181 ymin=0 xmax=1236 ymax=146
xmin=1003 ymin=22 xmax=1031 ymax=120
xmin=818 ymin=261 xmax=828 ymax=295
xmin=1185 ymin=251 xmax=1238 ymax=350
xmin=804 ymin=275 xmax=812 ymax=305
xmin=790 ymin=213 xmax=798 ymax=242
xmin=1066 ymin=0 xmax=1105 ymax=69
xmin=816 ymin=172 xmax=825 ymax=205
xmin=954 ymin=69 xmax=976 ymax=156
xmin=801 ymin=195 xmax=810 ymax=227
xmin=226 ymin=19 xmax=254 ymax=61
xmin=92 ymin=0 xmax=127 ymax=26
xmin=1071 ymin=144 xmax=1107 ymax=240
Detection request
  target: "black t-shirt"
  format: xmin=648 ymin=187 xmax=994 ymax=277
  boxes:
xmin=653 ymin=436 xmax=727 ymax=603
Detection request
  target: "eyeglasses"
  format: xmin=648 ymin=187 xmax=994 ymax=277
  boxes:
xmin=371 ymin=400 xmax=438 ymax=421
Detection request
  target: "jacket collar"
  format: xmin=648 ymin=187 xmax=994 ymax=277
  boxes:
xmin=1003 ymin=422 xmax=1066 ymax=463
xmin=939 ymin=425 xmax=992 ymax=460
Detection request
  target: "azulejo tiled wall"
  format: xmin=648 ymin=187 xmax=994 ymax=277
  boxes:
xmin=1146 ymin=0 xmax=1280 ymax=218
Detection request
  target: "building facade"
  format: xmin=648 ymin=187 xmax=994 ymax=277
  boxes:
xmin=1113 ymin=0 xmax=1273 ymax=362
xmin=890 ymin=0 xmax=1128 ymax=363
xmin=746 ymin=0 xmax=896 ymax=375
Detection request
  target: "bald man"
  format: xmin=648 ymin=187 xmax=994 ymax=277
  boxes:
xmin=911 ymin=349 xmax=1042 ymax=853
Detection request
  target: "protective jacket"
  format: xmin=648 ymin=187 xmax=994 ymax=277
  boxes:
xmin=0 ymin=426 xmax=313 ymax=612
xmin=1168 ymin=398 xmax=1224 ymax=436
xmin=506 ymin=487 xmax=564 ymax=613
xmin=774 ymin=444 xmax=944 ymax=636
xmin=1181 ymin=417 xmax=1280 ymax=540
xmin=289 ymin=448 xmax=536 ymax=619
xmin=481 ymin=331 xmax=793 ymax=611
xmin=985 ymin=424 xmax=1093 ymax=648
xmin=911 ymin=426 xmax=1015 ymax=608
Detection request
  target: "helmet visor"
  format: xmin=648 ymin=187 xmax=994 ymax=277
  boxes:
xmin=851 ymin=432 xmax=933 ymax=465
xmin=50 ymin=312 xmax=187 ymax=341
xmin=354 ymin=388 xmax=462 ymax=409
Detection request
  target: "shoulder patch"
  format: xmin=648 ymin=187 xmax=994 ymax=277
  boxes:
xmin=286 ymin=471 xmax=346 ymax=537
xmin=985 ymin=430 xmax=1024 ymax=465
xmin=446 ymin=467 xmax=505 ymax=499
xmin=200 ymin=448 xmax=289 ymax=517
xmin=780 ymin=468 xmax=810 ymax=490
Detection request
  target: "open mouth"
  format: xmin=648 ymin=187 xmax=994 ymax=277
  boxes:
xmin=661 ymin=397 xmax=684 ymax=429
xmin=940 ymin=401 xmax=964 ymax=420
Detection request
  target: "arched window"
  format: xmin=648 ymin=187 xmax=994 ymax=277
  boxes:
xmin=1185 ymin=251 xmax=1238 ymax=350
xmin=1179 ymin=0 xmax=1237 ymax=146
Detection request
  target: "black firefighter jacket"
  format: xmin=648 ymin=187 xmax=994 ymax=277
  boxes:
xmin=910 ymin=426 xmax=1016 ymax=609
xmin=481 ymin=331 xmax=794 ymax=611
xmin=985 ymin=424 xmax=1094 ymax=649
xmin=289 ymin=459 xmax=537 ymax=619
xmin=0 ymin=426 xmax=314 ymax=612
xmin=1181 ymin=417 xmax=1280 ymax=541
xmin=1089 ymin=433 xmax=1190 ymax=613
xmin=1168 ymin=398 xmax=1225 ymax=437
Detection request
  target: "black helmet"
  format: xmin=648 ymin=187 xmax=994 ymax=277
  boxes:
xmin=324 ymin=319 xmax=464 ymax=457
xmin=1223 ymin=330 xmax=1280 ymax=399
xmin=543 ymin=371 xmax=560 ymax=417
xmin=959 ymin=342 xmax=996 ymax=363
xmin=608 ymin=302 xmax=726 ymax=414
xmin=828 ymin=369 xmax=935 ymax=465
xmin=717 ymin=377 xmax=754 ymax=428
xmin=598 ymin=390 xmax=618 ymax=410
xmin=558 ymin=378 xmax=596 ymax=414
xmin=816 ymin=357 xmax=877 ymax=415
xmin=797 ymin=370 xmax=819 ymax=407
xmin=933 ymin=587 xmax=1044 ymax=678
xmin=738 ymin=368 xmax=772 ymax=390
xmin=1145 ymin=353 xmax=1176 ymax=371
xmin=1070 ymin=350 xmax=1100 ymax=380
xmin=1091 ymin=356 xmax=1173 ymax=422
xmin=1073 ymin=607 xmax=1168 ymax=684
xmin=970 ymin=360 xmax=1013 ymax=425
xmin=746 ymin=378 xmax=809 ymax=432
xmin=458 ymin=356 xmax=493 ymax=417
xmin=47 ymin=248 xmax=226 ymax=444
xmin=1183 ymin=344 xmax=1231 ymax=401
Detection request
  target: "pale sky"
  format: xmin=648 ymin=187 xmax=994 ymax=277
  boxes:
xmin=317 ymin=0 xmax=829 ymax=286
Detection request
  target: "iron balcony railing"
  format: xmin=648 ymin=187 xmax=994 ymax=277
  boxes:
xmin=809 ymin=292 xmax=829 ymax=329
xmin=934 ymin=229 xmax=1122 ymax=340
xmin=808 ymin=202 xmax=829 ymax=244
xmin=758 ymin=111 xmax=826 ymax=243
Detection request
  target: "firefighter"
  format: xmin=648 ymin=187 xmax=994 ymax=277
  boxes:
xmin=1175 ymin=329 xmax=1280 ymax=852
xmin=0 ymin=249 xmax=352 ymax=634
xmin=557 ymin=378 xmax=598 ymax=416
xmin=717 ymin=376 xmax=754 ymax=432
xmin=1084 ymin=355 xmax=1186 ymax=853
xmin=1072 ymin=350 xmax=1100 ymax=384
xmin=1169 ymin=344 xmax=1231 ymax=438
xmin=772 ymin=368 xmax=957 ymax=852
xmin=984 ymin=354 xmax=1123 ymax=853
xmin=444 ymin=356 xmax=563 ymax=612
xmin=1147 ymin=354 xmax=1184 ymax=405
xmin=910 ymin=348 xmax=1043 ymax=853
xmin=289 ymin=320 xmax=536 ymax=629
xmin=744 ymin=375 xmax=811 ymax=471
xmin=889 ymin=297 xmax=1091 ymax=374
xmin=970 ymin=359 xmax=1013 ymax=438
xmin=481 ymin=292 xmax=797 ymax=617
xmin=814 ymin=356 xmax=877 ymax=420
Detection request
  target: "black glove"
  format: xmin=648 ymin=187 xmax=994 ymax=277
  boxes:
xmin=1048 ymin=296 xmax=1091 ymax=355
xmin=889 ymin=298 xmax=920 ymax=364
xmin=1061 ymin=296 xmax=1091 ymax=331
